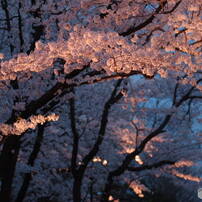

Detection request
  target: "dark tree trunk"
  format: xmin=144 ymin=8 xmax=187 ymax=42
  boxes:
xmin=73 ymin=176 xmax=82 ymax=202
xmin=0 ymin=136 xmax=21 ymax=202
xmin=15 ymin=125 xmax=45 ymax=202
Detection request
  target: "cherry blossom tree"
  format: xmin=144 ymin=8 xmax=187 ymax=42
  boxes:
xmin=0 ymin=0 xmax=202 ymax=201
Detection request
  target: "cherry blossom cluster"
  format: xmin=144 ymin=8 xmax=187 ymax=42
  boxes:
xmin=0 ymin=113 xmax=59 ymax=136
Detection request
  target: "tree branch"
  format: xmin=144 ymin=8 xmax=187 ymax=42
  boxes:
xmin=15 ymin=125 xmax=45 ymax=202
xmin=160 ymin=0 xmax=182 ymax=14
xmin=78 ymin=79 xmax=124 ymax=174
xmin=120 ymin=1 xmax=167 ymax=36
xmin=69 ymin=88 xmax=80 ymax=175
xmin=101 ymin=76 xmax=201 ymax=201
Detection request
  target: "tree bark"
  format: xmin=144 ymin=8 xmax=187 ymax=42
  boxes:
xmin=0 ymin=136 xmax=21 ymax=202
xmin=73 ymin=176 xmax=82 ymax=202
xmin=15 ymin=125 xmax=45 ymax=202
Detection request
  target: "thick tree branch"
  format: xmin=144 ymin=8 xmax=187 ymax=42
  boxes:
xmin=187 ymin=95 xmax=202 ymax=99
xmin=69 ymin=89 xmax=80 ymax=176
xmin=120 ymin=0 xmax=182 ymax=37
xmin=15 ymin=125 xmax=45 ymax=202
xmin=160 ymin=0 xmax=182 ymax=14
xmin=172 ymin=82 xmax=179 ymax=105
xmin=17 ymin=2 xmax=24 ymax=52
xmin=78 ymin=79 xmax=124 ymax=173
xmin=1 ymin=0 xmax=14 ymax=54
xmin=175 ymin=78 xmax=202 ymax=107
xmin=120 ymin=1 xmax=167 ymax=36
xmin=71 ymin=79 xmax=124 ymax=202
xmin=101 ymin=77 xmax=201 ymax=201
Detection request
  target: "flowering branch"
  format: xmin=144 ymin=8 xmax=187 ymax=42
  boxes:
xmin=0 ymin=114 xmax=58 ymax=136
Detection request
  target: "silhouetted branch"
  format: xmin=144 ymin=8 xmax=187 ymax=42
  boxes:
xmin=101 ymin=76 xmax=201 ymax=201
xmin=160 ymin=0 xmax=182 ymax=14
xmin=69 ymin=88 xmax=80 ymax=176
xmin=72 ymin=79 xmax=124 ymax=202
xmin=120 ymin=1 xmax=167 ymax=36
xmin=15 ymin=125 xmax=45 ymax=202
xmin=79 ymin=79 xmax=124 ymax=172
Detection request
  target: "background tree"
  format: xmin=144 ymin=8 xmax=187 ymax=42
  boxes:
xmin=0 ymin=0 xmax=201 ymax=201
